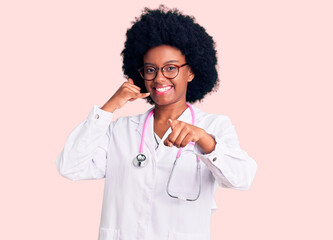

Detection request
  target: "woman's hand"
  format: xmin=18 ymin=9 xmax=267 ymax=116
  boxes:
xmin=164 ymin=119 xmax=216 ymax=154
xmin=101 ymin=78 xmax=150 ymax=113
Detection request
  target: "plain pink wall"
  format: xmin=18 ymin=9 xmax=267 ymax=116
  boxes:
xmin=1 ymin=0 xmax=332 ymax=239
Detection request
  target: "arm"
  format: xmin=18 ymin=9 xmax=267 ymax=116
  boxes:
xmin=56 ymin=79 xmax=149 ymax=181
xmin=194 ymin=116 xmax=258 ymax=190
xmin=163 ymin=115 xmax=257 ymax=190
xmin=55 ymin=105 xmax=114 ymax=180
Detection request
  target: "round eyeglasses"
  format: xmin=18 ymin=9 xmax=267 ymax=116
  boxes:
xmin=138 ymin=63 xmax=188 ymax=81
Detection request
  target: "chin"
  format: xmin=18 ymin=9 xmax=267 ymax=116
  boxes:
xmin=151 ymin=99 xmax=169 ymax=106
xmin=152 ymin=98 xmax=184 ymax=107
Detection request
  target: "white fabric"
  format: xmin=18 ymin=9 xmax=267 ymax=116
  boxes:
xmin=56 ymin=104 xmax=257 ymax=240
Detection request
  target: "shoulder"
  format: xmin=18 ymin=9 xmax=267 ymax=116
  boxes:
xmin=112 ymin=107 xmax=154 ymax=128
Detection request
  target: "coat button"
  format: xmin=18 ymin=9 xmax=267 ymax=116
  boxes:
xmin=212 ymin=157 xmax=217 ymax=162
xmin=95 ymin=114 xmax=99 ymax=119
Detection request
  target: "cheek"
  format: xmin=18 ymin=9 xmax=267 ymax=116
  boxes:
xmin=144 ymin=82 xmax=152 ymax=91
xmin=175 ymin=73 xmax=190 ymax=87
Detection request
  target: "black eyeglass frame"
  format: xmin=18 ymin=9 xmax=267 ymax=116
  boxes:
xmin=137 ymin=63 xmax=188 ymax=81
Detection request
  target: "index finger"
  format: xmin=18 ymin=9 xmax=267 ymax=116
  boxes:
xmin=167 ymin=119 xmax=180 ymax=130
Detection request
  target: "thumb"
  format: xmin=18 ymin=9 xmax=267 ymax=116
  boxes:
xmin=128 ymin=78 xmax=134 ymax=85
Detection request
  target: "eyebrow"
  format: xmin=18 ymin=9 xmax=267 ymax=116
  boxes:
xmin=144 ymin=60 xmax=179 ymax=66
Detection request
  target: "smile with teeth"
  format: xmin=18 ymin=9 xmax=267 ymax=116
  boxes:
xmin=154 ymin=86 xmax=173 ymax=94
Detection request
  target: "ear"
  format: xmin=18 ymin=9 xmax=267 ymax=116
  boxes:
xmin=187 ymin=68 xmax=195 ymax=82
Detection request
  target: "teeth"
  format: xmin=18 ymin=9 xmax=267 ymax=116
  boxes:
xmin=156 ymin=86 xmax=172 ymax=92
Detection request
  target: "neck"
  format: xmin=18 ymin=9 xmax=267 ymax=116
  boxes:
xmin=154 ymin=101 xmax=188 ymax=122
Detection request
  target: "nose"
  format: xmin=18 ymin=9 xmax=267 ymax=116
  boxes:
xmin=154 ymin=68 xmax=167 ymax=83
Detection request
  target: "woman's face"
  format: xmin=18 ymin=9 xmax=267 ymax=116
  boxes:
xmin=143 ymin=45 xmax=194 ymax=106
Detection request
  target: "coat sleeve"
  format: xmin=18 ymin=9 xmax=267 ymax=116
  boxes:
xmin=56 ymin=105 xmax=114 ymax=181
xmin=194 ymin=115 xmax=258 ymax=190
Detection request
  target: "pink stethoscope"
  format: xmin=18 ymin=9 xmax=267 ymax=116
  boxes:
xmin=133 ymin=103 xmax=201 ymax=201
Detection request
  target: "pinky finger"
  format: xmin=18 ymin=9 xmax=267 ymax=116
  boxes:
xmin=136 ymin=92 xmax=150 ymax=98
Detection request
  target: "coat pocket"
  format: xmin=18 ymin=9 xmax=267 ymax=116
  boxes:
xmin=98 ymin=228 xmax=119 ymax=240
xmin=168 ymin=231 xmax=204 ymax=240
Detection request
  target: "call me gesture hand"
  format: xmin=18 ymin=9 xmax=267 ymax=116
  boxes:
xmin=164 ymin=119 xmax=217 ymax=155
xmin=101 ymin=78 xmax=150 ymax=113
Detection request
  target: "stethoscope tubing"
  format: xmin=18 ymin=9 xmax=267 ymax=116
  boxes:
xmin=135 ymin=103 xmax=202 ymax=201
xmin=166 ymin=152 xmax=201 ymax=201
xmin=139 ymin=109 xmax=155 ymax=153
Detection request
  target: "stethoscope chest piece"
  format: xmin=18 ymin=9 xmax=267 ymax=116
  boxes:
xmin=133 ymin=153 xmax=148 ymax=167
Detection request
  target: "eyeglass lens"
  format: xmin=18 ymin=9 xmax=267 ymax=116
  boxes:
xmin=141 ymin=64 xmax=179 ymax=80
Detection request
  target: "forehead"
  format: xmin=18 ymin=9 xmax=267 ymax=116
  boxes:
xmin=143 ymin=45 xmax=185 ymax=64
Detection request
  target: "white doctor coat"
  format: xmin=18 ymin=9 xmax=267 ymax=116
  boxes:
xmin=56 ymin=104 xmax=257 ymax=240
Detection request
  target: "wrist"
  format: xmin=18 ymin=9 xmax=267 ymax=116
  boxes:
xmin=196 ymin=131 xmax=216 ymax=154
xmin=102 ymin=96 xmax=123 ymax=113
xmin=196 ymin=128 xmax=208 ymax=143
xmin=101 ymin=102 xmax=118 ymax=113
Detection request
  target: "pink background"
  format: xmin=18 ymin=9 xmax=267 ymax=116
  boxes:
xmin=1 ymin=0 xmax=332 ymax=239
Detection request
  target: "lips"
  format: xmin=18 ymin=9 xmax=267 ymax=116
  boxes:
xmin=153 ymin=85 xmax=173 ymax=95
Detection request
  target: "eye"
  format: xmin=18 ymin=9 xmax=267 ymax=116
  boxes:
xmin=145 ymin=66 xmax=156 ymax=74
xmin=165 ymin=65 xmax=177 ymax=72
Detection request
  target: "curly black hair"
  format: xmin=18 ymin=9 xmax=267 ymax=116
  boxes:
xmin=121 ymin=5 xmax=219 ymax=104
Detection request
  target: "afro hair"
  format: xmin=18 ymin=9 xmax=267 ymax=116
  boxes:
xmin=121 ymin=5 xmax=219 ymax=104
